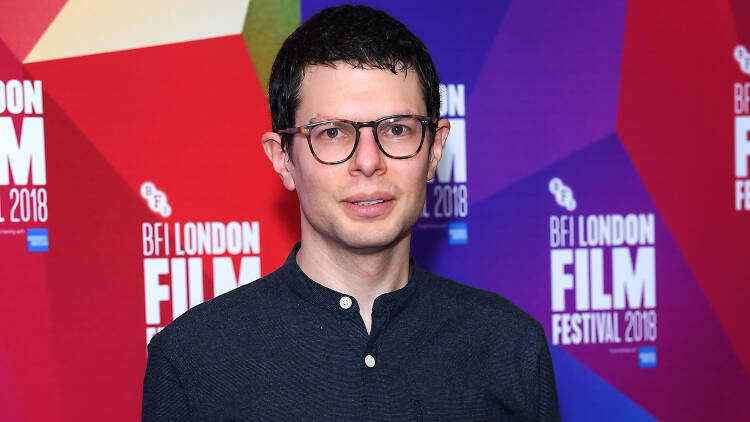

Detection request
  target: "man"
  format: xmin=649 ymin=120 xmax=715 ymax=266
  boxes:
xmin=142 ymin=5 xmax=559 ymax=421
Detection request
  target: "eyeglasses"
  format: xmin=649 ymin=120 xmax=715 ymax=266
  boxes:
xmin=277 ymin=115 xmax=438 ymax=165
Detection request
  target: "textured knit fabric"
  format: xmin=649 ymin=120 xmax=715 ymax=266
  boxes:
xmin=142 ymin=243 xmax=560 ymax=421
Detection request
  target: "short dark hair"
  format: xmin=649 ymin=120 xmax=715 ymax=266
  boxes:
xmin=268 ymin=5 xmax=440 ymax=154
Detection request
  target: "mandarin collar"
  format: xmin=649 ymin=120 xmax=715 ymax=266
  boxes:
xmin=280 ymin=242 xmax=420 ymax=316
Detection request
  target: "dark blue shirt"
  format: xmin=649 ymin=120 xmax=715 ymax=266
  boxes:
xmin=142 ymin=244 xmax=560 ymax=421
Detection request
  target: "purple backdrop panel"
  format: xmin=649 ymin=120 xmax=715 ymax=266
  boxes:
xmin=468 ymin=0 xmax=627 ymax=204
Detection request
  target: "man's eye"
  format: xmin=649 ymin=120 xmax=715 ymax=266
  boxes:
xmin=324 ymin=128 xmax=340 ymax=138
xmin=386 ymin=125 xmax=408 ymax=136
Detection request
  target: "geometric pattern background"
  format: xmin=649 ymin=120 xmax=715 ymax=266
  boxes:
xmin=0 ymin=0 xmax=748 ymax=420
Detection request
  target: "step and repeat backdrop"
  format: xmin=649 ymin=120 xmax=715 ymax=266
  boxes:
xmin=1 ymin=0 xmax=749 ymax=420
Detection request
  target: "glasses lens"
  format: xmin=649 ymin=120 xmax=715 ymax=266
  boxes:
xmin=377 ymin=117 xmax=424 ymax=157
xmin=309 ymin=121 xmax=357 ymax=163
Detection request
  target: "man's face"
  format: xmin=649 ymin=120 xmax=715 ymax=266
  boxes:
xmin=265 ymin=62 xmax=449 ymax=252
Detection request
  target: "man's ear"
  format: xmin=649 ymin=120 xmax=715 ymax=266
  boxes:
xmin=262 ymin=131 xmax=296 ymax=191
xmin=426 ymin=118 xmax=451 ymax=181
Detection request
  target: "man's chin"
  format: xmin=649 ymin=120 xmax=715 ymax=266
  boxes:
xmin=339 ymin=227 xmax=410 ymax=253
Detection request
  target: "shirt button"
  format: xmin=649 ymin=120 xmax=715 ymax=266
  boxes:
xmin=339 ymin=296 xmax=352 ymax=309
xmin=364 ymin=354 xmax=376 ymax=368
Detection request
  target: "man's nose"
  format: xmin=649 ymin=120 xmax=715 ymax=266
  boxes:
xmin=349 ymin=127 xmax=386 ymax=176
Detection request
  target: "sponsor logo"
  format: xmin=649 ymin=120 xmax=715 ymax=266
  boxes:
xmin=638 ymin=346 xmax=657 ymax=368
xmin=27 ymin=228 xmax=48 ymax=252
xmin=448 ymin=222 xmax=468 ymax=245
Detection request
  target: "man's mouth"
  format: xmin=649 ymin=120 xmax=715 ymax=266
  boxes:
xmin=352 ymin=200 xmax=386 ymax=206
xmin=342 ymin=194 xmax=395 ymax=217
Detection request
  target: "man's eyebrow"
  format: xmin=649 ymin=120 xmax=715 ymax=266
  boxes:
xmin=307 ymin=111 xmax=419 ymax=124
xmin=308 ymin=114 xmax=334 ymax=124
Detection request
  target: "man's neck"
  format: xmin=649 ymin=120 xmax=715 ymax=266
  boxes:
xmin=295 ymin=231 xmax=411 ymax=335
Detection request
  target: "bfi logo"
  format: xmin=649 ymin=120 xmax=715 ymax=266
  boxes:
xmin=734 ymin=47 xmax=750 ymax=210
xmin=437 ymin=83 xmax=467 ymax=184
xmin=142 ymin=221 xmax=262 ymax=344
xmin=0 ymin=80 xmax=45 ymax=186
xmin=0 ymin=80 xmax=49 ymax=226
xmin=735 ymin=112 xmax=750 ymax=210
xmin=421 ymin=83 xmax=468 ymax=224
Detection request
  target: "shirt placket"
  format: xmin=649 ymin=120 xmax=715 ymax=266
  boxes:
xmin=336 ymin=293 xmax=395 ymax=420
xmin=363 ymin=301 xmax=399 ymax=420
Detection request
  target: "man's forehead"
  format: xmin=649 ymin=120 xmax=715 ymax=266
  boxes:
xmin=296 ymin=62 xmax=423 ymax=118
